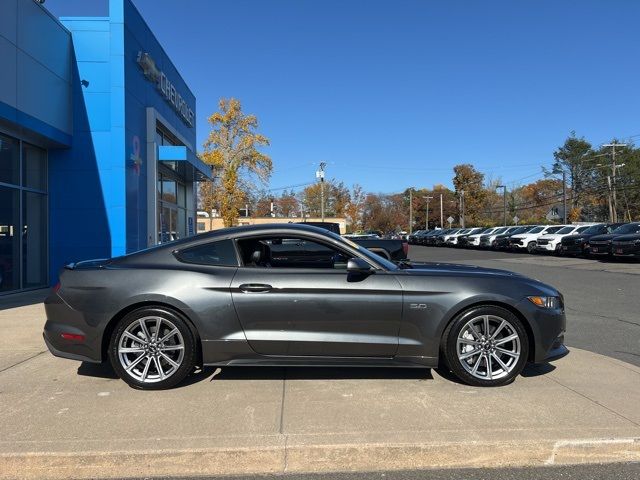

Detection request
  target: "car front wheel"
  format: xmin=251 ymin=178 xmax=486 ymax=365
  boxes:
xmin=109 ymin=307 xmax=197 ymax=390
xmin=442 ymin=306 xmax=529 ymax=387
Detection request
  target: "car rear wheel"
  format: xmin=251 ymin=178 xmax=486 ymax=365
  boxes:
xmin=442 ymin=306 xmax=529 ymax=387
xmin=109 ymin=307 xmax=197 ymax=390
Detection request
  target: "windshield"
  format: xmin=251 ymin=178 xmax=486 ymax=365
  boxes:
xmin=529 ymin=226 xmax=544 ymax=233
xmin=576 ymin=225 xmax=590 ymax=233
xmin=613 ymin=223 xmax=640 ymax=234
xmin=581 ymin=224 xmax=604 ymax=235
xmin=492 ymin=227 xmax=507 ymax=234
xmin=546 ymin=226 xmax=564 ymax=234
xmin=556 ymin=226 xmax=576 ymax=234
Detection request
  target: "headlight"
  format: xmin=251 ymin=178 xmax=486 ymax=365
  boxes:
xmin=574 ymin=237 xmax=584 ymax=243
xmin=527 ymin=296 xmax=561 ymax=309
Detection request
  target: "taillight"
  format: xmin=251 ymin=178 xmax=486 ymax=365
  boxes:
xmin=402 ymin=241 xmax=409 ymax=256
xmin=52 ymin=282 xmax=61 ymax=293
xmin=61 ymin=333 xmax=85 ymax=341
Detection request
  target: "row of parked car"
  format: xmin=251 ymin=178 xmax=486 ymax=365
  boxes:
xmin=407 ymin=222 xmax=640 ymax=259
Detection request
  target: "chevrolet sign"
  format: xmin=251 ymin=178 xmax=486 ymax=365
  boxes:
xmin=137 ymin=51 xmax=195 ymax=128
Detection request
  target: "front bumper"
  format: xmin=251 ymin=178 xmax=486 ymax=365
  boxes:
xmin=612 ymin=244 xmax=640 ymax=258
xmin=535 ymin=242 xmax=556 ymax=252
xmin=560 ymin=243 xmax=585 ymax=255
xmin=515 ymin=298 xmax=567 ymax=364
xmin=588 ymin=245 xmax=611 ymax=255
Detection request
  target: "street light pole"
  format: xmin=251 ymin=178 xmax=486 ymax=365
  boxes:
xmin=459 ymin=190 xmax=465 ymax=227
xmin=602 ymin=143 xmax=627 ymax=223
xmin=440 ymin=193 xmax=443 ymax=228
xmin=496 ymin=185 xmax=507 ymax=226
xmin=409 ymin=188 xmax=413 ymax=234
xmin=423 ymin=196 xmax=433 ymax=230
xmin=316 ymin=162 xmax=326 ymax=222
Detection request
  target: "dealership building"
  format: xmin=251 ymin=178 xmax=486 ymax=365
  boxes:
xmin=0 ymin=0 xmax=209 ymax=294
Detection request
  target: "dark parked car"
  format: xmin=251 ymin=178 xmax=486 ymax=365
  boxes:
xmin=589 ymin=223 xmax=640 ymax=257
xmin=408 ymin=230 xmax=426 ymax=244
xmin=44 ymin=224 xmax=566 ymax=390
xmin=432 ymin=228 xmax=460 ymax=246
xmin=492 ymin=226 xmax=536 ymax=250
xmin=611 ymin=232 xmax=640 ymax=259
xmin=560 ymin=223 xmax=624 ymax=256
xmin=416 ymin=229 xmax=441 ymax=245
xmin=300 ymin=222 xmax=407 ymax=261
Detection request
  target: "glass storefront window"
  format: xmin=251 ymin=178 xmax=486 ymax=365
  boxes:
xmin=22 ymin=143 xmax=47 ymax=191
xmin=161 ymin=179 xmax=177 ymax=203
xmin=0 ymin=131 xmax=48 ymax=293
xmin=22 ymin=192 xmax=47 ymax=289
xmin=0 ymin=133 xmax=20 ymax=186
xmin=0 ymin=187 xmax=20 ymax=292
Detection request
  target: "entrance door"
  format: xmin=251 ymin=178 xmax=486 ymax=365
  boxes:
xmin=230 ymin=235 xmax=403 ymax=357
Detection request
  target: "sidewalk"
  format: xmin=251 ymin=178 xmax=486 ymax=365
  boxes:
xmin=0 ymin=302 xmax=639 ymax=479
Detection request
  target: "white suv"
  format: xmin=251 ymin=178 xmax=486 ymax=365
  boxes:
xmin=445 ymin=227 xmax=483 ymax=246
xmin=535 ymin=224 xmax=593 ymax=254
xmin=509 ymin=225 xmax=565 ymax=253
xmin=465 ymin=226 xmax=503 ymax=247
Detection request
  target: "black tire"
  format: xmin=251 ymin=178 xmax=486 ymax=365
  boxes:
xmin=442 ymin=305 xmax=529 ymax=387
xmin=108 ymin=307 xmax=197 ymax=390
xmin=527 ymin=241 xmax=537 ymax=253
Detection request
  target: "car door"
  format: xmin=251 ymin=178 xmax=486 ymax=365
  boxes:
xmin=230 ymin=235 xmax=403 ymax=357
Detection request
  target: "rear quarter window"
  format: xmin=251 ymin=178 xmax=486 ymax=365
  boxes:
xmin=175 ymin=239 xmax=239 ymax=266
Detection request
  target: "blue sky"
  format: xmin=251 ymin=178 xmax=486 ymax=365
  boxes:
xmin=46 ymin=0 xmax=640 ymax=194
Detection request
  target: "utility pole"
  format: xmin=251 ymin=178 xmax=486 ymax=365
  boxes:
xmin=602 ymin=143 xmax=627 ymax=223
xmin=409 ymin=189 xmax=413 ymax=234
xmin=316 ymin=162 xmax=326 ymax=222
xmin=562 ymin=171 xmax=567 ymax=224
xmin=423 ymin=196 xmax=433 ymax=230
xmin=496 ymin=185 xmax=507 ymax=226
xmin=459 ymin=190 xmax=465 ymax=227
xmin=439 ymin=193 xmax=443 ymax=229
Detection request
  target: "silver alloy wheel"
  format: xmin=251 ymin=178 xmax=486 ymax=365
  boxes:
xmin=117 ymin=316 xmax=185 ymax=383
xmin=456 ymin=314 xmax=521 ymax=381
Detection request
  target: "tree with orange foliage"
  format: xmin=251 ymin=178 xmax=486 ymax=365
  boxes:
xmin=201 ymin=98 xmax=272 ymax=227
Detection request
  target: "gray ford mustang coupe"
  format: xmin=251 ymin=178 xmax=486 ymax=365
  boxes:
xmin=44 ymin=224 xmax=566 ymax=389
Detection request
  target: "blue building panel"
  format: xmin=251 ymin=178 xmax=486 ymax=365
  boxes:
xmin=2 ymin=0 xmax=200 ymax=291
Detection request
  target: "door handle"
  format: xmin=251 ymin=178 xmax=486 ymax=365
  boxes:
xmin=239 ymin=283 xmax=272 ymax=293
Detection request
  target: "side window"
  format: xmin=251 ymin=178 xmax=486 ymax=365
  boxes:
xmin=237 ymin=237 xmax=350 ymax=269
xmin=176 ymin=239 xmax=238 ymax=266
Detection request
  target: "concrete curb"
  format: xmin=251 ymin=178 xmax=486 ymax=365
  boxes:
xmin=2 ymin=437 xmax=639 ymax=480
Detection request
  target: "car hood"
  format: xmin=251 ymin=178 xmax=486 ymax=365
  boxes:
xmin=538 ymin=234 xmax=562 ymax=240
xmin=563 ymin=234 xmax=593 ymax=241
xmin=589 ymin=234 xmax=620 ymax=242
xmin=403 ymin=261 xmax=525 ymax=278
xmin=612 ymin=234 xmax=640 ymax=242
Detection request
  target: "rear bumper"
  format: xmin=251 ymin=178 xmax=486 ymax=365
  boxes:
xmin=43 ymin=292 xmax=103 ymax=363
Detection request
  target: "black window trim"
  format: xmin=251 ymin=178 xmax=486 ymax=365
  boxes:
xmin=232 ymin=233 xmax=379 ymax=271
xmin=173 ymin=238 xmax=241 ymax=267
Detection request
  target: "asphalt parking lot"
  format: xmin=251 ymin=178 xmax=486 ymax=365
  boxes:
xmin=408 ymin=245 xmax=640 ymax=367
xmin=1 ymin=248 xmax=639 ymax=479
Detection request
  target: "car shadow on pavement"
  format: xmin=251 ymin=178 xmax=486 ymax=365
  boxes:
xmin=206 ymin=366 xmax=434 ymax=382
xmin=521 ymin=362 xmax=557 ymax=377
xmin=77 ymin=361 xmax=119 ymax=379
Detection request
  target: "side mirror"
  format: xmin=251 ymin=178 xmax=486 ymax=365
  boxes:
xmin=347 ymin=257 xmax=374 ymax=274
